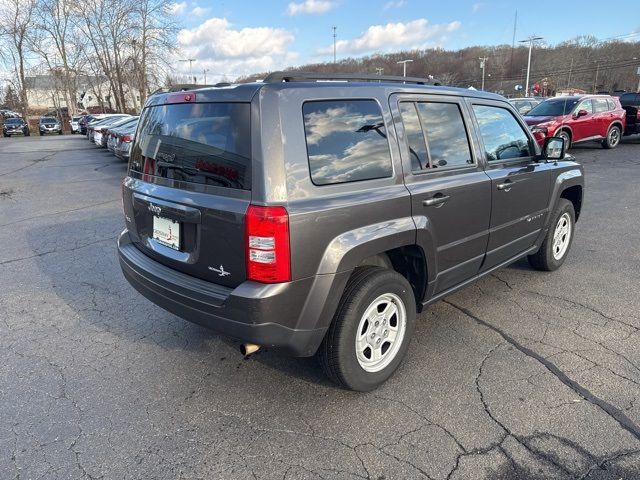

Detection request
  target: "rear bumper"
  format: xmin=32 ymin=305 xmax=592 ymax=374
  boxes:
xmin=118 ymin=230 xmax=337 ymax=356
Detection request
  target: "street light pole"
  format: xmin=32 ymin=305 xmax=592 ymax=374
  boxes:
xmin=332 ymin=26 xmax=337 ymax=64
xmin=203 ymin=69 xmax=210 ymax=84
xmin=479 ymin=57 xmax=488 ymax=90
xmin=180 ymin=58 xmax=196 ymax=83
xmin=519 ymin=35 xmax=543 ymax=97
xmin=397 ymin=59 xmax=413 ymax=77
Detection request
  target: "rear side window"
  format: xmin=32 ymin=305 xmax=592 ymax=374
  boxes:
xmin=415 ymin=102 xmax=473 ymax=169
xmin=472 ymin=105 xmax=531 ymax=161
xmin=303 ymin=100 xmax=392 ymax=186
xmin=593 ymin=98 xmax=609 ymax=113
xmin=577 ymin=99 xmax=594 ymax=114
xmin=400 ymin=101 xmax=473 ymax=171
xmin=130 ymin=102 xmax=251 ymax=190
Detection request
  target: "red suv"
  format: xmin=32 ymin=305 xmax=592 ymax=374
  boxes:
xmin=524 ymin=95 xmax=625 ymax=149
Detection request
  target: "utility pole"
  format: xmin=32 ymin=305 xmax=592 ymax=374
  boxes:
xmin=637 ymin=66 xmax=640 ymax=92
xmin=566 ymin=58 xmax=574 ymax=88
xmin=332 ymin=26 xmax=337 ymax=64
xmin=203 ymin=69 xmax=210 ymax=84
xmin=519 ymin=35 xmax=543 ymax=97
xmin=593 ymin=62 xmax=600 ymax=93
xmin=397 ymin=59 xmax=413 ymax=77
xmin=180 ymin=58 xmax=196 ymax=83
xmin=479 ymin=57 xmax=488 ymax=90
xmin=509 ymin=10 xmax=517 ymax=75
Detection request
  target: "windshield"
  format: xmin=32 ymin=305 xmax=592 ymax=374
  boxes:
xmin=130 ymin=102 xmax=251 ymax=190
xmin=41 ymin=118 xmax=57 ymax=123
xmin=526 ymin=99 xmax=579 ymax=117
xmin=5 ymin=118 xmax=23 ymax=124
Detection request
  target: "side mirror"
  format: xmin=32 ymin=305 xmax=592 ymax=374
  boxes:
xmin=574 ymin=109 xmax=588 ymax=118
xmin=543 ymin=136 xmax=565 ymax=161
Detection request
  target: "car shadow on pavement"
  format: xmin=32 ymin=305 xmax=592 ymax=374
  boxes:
xmin=27 ymin=214 xmax=335 ymax=389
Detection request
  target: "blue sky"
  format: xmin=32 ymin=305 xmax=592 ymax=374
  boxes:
xmin=171 ymin=0 xmax=640 ymax=81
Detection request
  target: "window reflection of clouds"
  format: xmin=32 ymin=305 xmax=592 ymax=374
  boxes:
xmin=473 ymin=105 xmax=531 ymax=161
xmin=417 ymin=103 xmax=472 ymax=168
xmin=399 ymin=103 xmax=428 ymax=171
xmin=303 ymin=101 xmax=392 ymax=185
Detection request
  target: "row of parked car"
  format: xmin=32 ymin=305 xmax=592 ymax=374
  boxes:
xmin=2 ymin=115 xmax=66 ymax=137
xmin=79 ymin=113 xmax=139 ymax=162
xmin=509 ymin=92 xmax=640 ymax=150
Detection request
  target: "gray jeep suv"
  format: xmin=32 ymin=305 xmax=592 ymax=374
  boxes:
xmin=118 ymin=72 xmax=584 ymax=391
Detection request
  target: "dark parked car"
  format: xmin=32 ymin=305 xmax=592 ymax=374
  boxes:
xmin=3 ymin=117 xmax=30 ymax=137
xmin=38 ymin=116 xmax=63 ymax=135
xmin=525 ymin=95 xmax=626 ymax=149
xmin=118 ymin=72 xmax=584 ymax=391
xmin=619 ymin=92 xmax=640 ymax=136
xmin=78 ymin=115 xmax=94 ymax=135
xmin=509 ymin=97 xmax=541 ymax=115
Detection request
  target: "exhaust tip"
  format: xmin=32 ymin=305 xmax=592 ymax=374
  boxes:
xmin=240 ymin=343 xmax=261 ymax=357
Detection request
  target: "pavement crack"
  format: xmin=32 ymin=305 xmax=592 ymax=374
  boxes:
xmin=0 ymin=237 xmax=115 ymax=266
xmin=444 ymin=300 xmax=640 ymax=443
xmin=527 ymin=290 xmax=639 ymax=332
xmin=0 ymin=199 xmax=119 ymax=228
xmin=577 ymin=448 xmax=640 ymax=480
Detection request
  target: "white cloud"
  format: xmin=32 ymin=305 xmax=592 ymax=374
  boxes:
xmin=175 ymin=18 xmax=297 ymax=80
xmin=318 ymin=19 xmax=461 ymax=55
xmin=286 ymin=0 xmax=335 ymax=16
xmin=191 ymin=6 xmax=209 ymax=16
xmin=472 ymin=2 xmax=485 ymax=13
xmin=167 ymin=1 xmax=187 ymax=15
xmin=384 ymin=0 xmax=405 ymax=9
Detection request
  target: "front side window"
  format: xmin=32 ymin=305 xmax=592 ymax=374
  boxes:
xmin=303 ymin=100 xmax=393 ymax=186
xmin=473 ymin=105 xmax=531 ymax=161
xmin=577 ymin=99 xmax=593 ymax=114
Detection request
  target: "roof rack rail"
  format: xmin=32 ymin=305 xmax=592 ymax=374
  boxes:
xmin=263 ymin=71 xmax=440 ymax=86
xmin=150 ymin=83 xmax=219 ymax=95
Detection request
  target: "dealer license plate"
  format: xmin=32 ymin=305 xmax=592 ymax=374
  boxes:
xmin=152 ymin=216 xmax=180 ymax=250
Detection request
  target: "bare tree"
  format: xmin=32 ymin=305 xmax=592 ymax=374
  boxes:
xmin=31 ymin=0 xmax=87 ymax=114
xmin=129 ymin=0 xmax=177 ymax=106
xmin=0 ymin=0 xmax=38 ymax=119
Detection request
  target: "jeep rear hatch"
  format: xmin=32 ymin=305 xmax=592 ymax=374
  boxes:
xmin=126 ymin=99 xmax=253 ymax=288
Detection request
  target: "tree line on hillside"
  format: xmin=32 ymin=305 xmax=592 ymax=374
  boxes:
xmin=0 ymin=0 xmax=176 ymax=118
xmin=239 ymin=36 xmax=640 ymax=96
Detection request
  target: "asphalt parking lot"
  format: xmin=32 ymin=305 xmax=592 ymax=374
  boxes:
xmin=1 ymin=134 xmax=639 ymax=480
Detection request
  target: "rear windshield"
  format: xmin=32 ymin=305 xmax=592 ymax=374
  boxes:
xmin=130 ymin=102 xmax=251 ymax=190
xmin=526 ymin=99 xmax=579 ymax=117
xmin=620 ymin=93 xmax=640 ymax=107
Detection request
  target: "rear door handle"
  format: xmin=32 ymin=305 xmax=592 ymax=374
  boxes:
xmin=497 ymin=180 xmax=514 ymax=191
xmin=423 ymin=194 xmax=450 ymax=207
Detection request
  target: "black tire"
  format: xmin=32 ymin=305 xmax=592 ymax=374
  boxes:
xmin=25 ymin=131 xmax=30 ymax=137
xmin=556 ymin=130 xmax=571 ymax=150
xmin=58 ymin=130 xmax=63 ymax=135
xmin=602 ymin=125 xmax=621 ymax=149
xmin=318 ymin=266 xmax=416 ymax=391
xmin=528 ymin=198 xmax=575 ymax=271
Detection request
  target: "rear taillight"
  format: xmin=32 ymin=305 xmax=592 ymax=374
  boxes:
xmin=246 ymin=205 xmax=291 ymax=283
xmin=122 ymin=135 xmax=132 ymax=143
